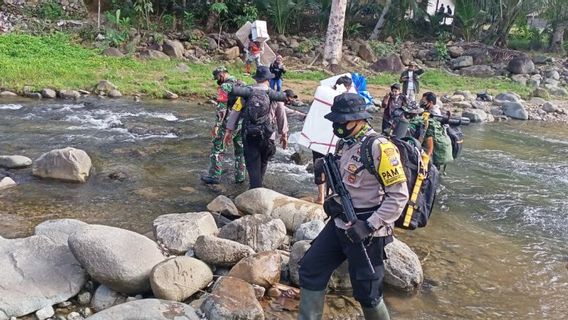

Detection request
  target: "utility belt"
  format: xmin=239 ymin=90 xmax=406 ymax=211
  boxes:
xmin=323 ymin=198 xmax=380 ymax=223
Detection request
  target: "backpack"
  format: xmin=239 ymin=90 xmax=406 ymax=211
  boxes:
xmin=429 ymin=119 xmax=453 ymax=167
xmin=242 ymin=89 xmax=274 ymax=141
xmin=446 ymin=125 xmax=464 ymax=160
xmin=360 ymin=134 xmax=440 ymax=230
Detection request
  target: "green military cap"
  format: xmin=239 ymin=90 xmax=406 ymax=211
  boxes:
xmin=212 ymin=66 xmax=228 ymax=79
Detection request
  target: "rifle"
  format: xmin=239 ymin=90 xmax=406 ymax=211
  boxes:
xmin=430 ymin=113 xmax=471 ymax=126
xmin=322 ymin=153 xmax=375 ymax=274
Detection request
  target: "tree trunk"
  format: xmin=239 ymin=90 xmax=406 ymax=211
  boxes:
xmin=549 ymin=22 xmax=566 ymax=53
xmin=324 ymin=0 xmax=348 ymax=69
xmin=205 ymin=0 xmax=223 ymax=33
xmin=370 ymin=0 xmax=391 ymax=40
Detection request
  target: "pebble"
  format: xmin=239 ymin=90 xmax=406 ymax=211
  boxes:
xmin=77 ymin=291 xmax=91 ymax=305
xmin=57 ymin=301 xmax=72 ymax=308
xmin=35 ymin=305 xmax=55 ymax=320
xmin=80 ymin=307 xmax=93 ymax=317
xmin=67 ymin=311 xmax=84 ymax=320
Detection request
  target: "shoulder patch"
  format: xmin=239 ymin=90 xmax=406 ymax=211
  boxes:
xmin=377 ymin=141 xmax=406 ymax=186
xmin=232 ymin=97 xmax=243 ymax=111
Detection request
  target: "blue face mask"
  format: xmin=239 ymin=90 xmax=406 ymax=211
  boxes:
xmin=332 ymin=122 xmax=354 ymax=138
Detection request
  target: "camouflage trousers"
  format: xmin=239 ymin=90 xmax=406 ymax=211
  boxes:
xmin=208 ymin=121 xmax=245 ymax=182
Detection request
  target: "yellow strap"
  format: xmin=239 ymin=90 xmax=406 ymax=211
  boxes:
xmin=403 ymin=153 xmax=430 ymax=227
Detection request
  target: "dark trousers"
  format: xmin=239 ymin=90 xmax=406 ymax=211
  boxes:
xmin=243 ymin=137 xmax=276 ymax=189
xmin=299 ymin=218 xmax=391 ymax=308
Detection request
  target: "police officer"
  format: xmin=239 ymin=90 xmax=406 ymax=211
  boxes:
xmin=298 ymin=93 xmax=409 ymax=320
xmin=201 ymin=67 xmax=246 ymax=184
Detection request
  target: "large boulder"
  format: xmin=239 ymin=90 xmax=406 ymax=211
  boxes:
xmin=460 ymin=65 xmax=495 ymax=77
xmin=532 ymin=87 xmax=550 ymax=99
xmin=228 ymin=251 xmax=281 ymax=289
xmin=153 ymin=212 xmax=218 ymax=254
xmin=140 ymin=49 xmax=170 ymax=60
xmin=463 ymin=47 xmax=491 ymax=65
xmin=462 ymin=109 xmax=488 ymax=123
xmin=369 ymin=54 xmax=404 ymax=73
xmin=68 ymin=225 xmax=166 ymax=294
xmin=548 ymin=86 xmax=568 ymax=97
xmin=357 ymin=42 xmax=376 ymax=63
xmin=34 ymin=219 xmax=88 ymax=246
xmin=448 ymin=46 xmax=464 ymax=58
xmin=0 ymin=155 xmax=32 ymax=169
xmin=86 ymin=299 xmax=200 ymax=320
xmin=32 ymin=147 xmax=92 ymax=182
xmin=234 ymin=188 xmax=326 ymax=233
xmin=493 ymin=92 xmax=520 ymax=105
xmin=450 ymin=56 xmax=473 ymax=69
xmin=507 ymin=57 xmax=535 ymax=74
xmin=288 ymin=240 xmax=310 ymax=286
xmin=91 ymin=285 xmax=127 ymax=312
xmin=194 ymin=235 xmax=255 ymax=267
xmin=293 ymin=220 xmax=325 ymax=242
xmin=502 ymin=102 xmax=529 ymax=120
xmin=207 ymin=195 xmax=240 ymax=217
xmin=0 ymin=176 xmax=16 ymax=190
xmin=384 ymin=238 xmax=423 ymax=292
xmin=218 ymin=215 xmax=287 ymax=252
xmin=162 ymin=39 xmax=185 ymax=59
xmin=200 ymin=277 xmax=264 ymax=320
xmin=224 ymin=46 xmax=240 ymax=60
xmin=0 ymin=235 xmax=87 ymax=319
xmin=150 ymin=257 xmax=213 ymax=301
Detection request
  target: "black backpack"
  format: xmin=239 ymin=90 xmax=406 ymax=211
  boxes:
xmin=242 ymin=89 xmax=274 ymax=140
xmin=360 ymin=134 xmax=440 ymax=230
xmin=446 ymin=125 xmax=464 ymax=160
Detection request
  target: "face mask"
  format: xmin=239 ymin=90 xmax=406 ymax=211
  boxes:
xmin=333 ymin=122 xmax=355 ymax=138
xmin=420 ymin=101 xmax=428 ymax=109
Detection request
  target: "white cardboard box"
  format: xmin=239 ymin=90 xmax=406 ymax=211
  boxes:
xmin=251 ymin=20 xmax=270 ymax=42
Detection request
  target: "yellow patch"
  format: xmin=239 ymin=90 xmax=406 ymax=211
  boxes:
xmin=232 ymin=97 xmax=243 ymax=111
xmin=348 ymin=174 xmax=357 ymax=183
xmin=347 ymin=164 xmax=358 ymax=173
xmin=377 ymin=141 xmax=407 ymax=186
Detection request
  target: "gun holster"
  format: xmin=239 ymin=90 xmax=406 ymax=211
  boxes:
xmin=323 ymin=197 xmax=344 ymax=219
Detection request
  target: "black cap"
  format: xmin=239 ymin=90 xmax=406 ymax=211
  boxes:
xmin=252 ymin=66 xmax=274 ymax=82
xmin=391 ymin=83 xmax=401 ymax=90
xmin=324 ymin=93 xmax=372 ymax=123
xmin=284 ymin=89 xmax=297 ymax=98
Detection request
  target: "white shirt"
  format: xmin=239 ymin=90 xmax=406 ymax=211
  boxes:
xmin=407 ymin=71 xmax=415 ymax=90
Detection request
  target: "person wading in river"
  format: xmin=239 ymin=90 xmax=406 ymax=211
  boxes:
xmin=201 ymin=67 xmax=246 ymax=185
xmin=297 ymin=93 xmax=409 ymax=320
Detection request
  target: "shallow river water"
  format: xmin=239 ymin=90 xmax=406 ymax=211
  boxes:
xmin=0 ymin=98 xmax=566 ymax=320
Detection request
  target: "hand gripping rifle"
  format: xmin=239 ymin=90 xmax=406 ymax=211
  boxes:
xmin=322 ymin=153 xmax=376 ymax=274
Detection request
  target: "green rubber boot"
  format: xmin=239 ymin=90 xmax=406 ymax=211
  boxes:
xmin=362 ymin=299 xmax=390 ymax=320
xmin=297 ymin=288 xmax=326 ymax=320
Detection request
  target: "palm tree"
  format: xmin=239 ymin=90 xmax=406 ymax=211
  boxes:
xmin=323 ymin=0 xmax=348 ymax=71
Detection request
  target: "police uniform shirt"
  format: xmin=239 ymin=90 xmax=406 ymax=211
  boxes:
xmin=333 ymin=129 xmax=409 ymax=237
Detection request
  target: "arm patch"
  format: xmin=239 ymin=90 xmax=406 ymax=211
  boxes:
xmin=232 ymin=97 xmax=243 ymax=112
xmin=377 ymin=141 xmax=407 ymax=186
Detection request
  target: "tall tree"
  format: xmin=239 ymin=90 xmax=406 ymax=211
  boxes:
xmin=323 ymin=0 xmax=348 ymax=71
xmin=370 ymin=0 xmax=391 ymax=40
xmin=544 ymin=0 xmax=568 ymax=53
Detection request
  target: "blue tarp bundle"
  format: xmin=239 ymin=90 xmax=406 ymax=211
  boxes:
xmin=351 ymin=72 xmax=375 ymax=108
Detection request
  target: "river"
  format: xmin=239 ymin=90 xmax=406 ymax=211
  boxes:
xmin=0 ymin=98 xmax=566 ymax=320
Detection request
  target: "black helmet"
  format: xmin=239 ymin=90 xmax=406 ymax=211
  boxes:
xmin=324 ymin=93 xmax=372 ymax=123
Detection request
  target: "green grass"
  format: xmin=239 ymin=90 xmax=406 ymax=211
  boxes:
xmin=0 ymin=33 xmax=535 ymax=99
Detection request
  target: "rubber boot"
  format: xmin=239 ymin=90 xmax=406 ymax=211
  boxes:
xmin=297 ymin=289 xmax=325 ymax=320
xmin=362 ymin=299 xmax=390 ymax=320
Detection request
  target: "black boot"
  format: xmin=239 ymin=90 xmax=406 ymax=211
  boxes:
xmin=297 ymin=288 xmax=325 ymax=320
xmin=362 ymin=299 xmax=390 ymax=320
xmin=200 ymin=175 xmax=220 ymax=184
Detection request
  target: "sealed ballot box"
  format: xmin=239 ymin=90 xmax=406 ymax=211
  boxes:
xmin=251 ymin=20 xmax=269 ymax=42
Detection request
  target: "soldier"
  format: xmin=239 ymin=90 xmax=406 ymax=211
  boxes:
xmin=201 ymin=67 xmax=246 ymax=185
xmin=297 ymin=93 xmax=409 ymax=320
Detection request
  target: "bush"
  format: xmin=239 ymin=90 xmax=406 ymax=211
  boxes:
xmin=36 ymin=0 xmax=66 ymax=20
xmin=368 ymin=41 xmax=400 ymax=57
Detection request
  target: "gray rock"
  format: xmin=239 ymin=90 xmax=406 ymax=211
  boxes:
xmin=223 ymin=47 xmax=240 ymax=60
xmin=77 ymin=292 xmax=92 ymax=306
xmin=218 ymin=214 xmax=287 ymax=252
xmin=35 ymin=306 xmax=55 ymax=320
xmin=448 ymin=46 xmax=464 ymax=58
xmin=370 ymin=54 xmax=404 ymax=73
xmin=150 ymin=257 xmax=213 ymax=301
xmin=289 ymin=240 xmax=311 ymax=286
xmin=452 ymin=101 xmax=472 ymax=109
xmin=527 ymin=79 xmax=540 ymax=88
xmin=68 ymin=224 xmax=165 ymax=294
xmin=399 ymin=51 xmax=413 ymax=66
xmin=462 ymin=109 xmax=488 ymax=123
xmin=206 ymin=37 xmax=218 ymax=51
xmin=67 ymin=312 xmax=83 ymax=320
xmin=0 ymin=91 xmax=18 ymax=97
xmin=549 ymin=86 xmax=568 ymax=96
xmin=450 ymin=56 xmax=473 ymax=69
xmin=95 ymin=80 xmax=117 ymax=93
xmin=529 ymin=97 xmax=546 ymax=105
xmin=511 ymin=74 xmax=528 ymax=86
xmin=384 ymin=238 xmax=423 ymax=292
xmin=153 ymin=212 xmax=218 ymax=254
xmin=545 ymin=69 xmax=560 ymax=80
xmin=507 ymin=57 xmax=535 ymax=74
xmin=140 ymin=49 xmax=170 ymax=60
xmin=41 ymin=88 xmax=57 ymax=99
xmin=108 ymin=89 xmax=122 ymax=98
xmin=207 ymin=195 xmax=239 ymax=217
xmin=0 ymin=155 xmax=32 ymax=168
xmin=164 ymin=90 xmax=178 ymax=99
xmin=293 ymin=220 xmax=325 ymax=242
xmin=0 ymin=235 xmax=86 ymax=319
xmin=289 ymin=39 xmax=300 ymax=49
xmin=32 ymin=147 xmax=92 ymax=183
xmin=460 ymin=65 xmax=495 ymax=77
xmin=26 ymin=92 xmax=42 ymax=99
xmin=163 ymin=39 xmax=185 ymax=59
xmin=532 ymin=55 xmax=551 ymax=64
xmin=34 ymin=219 xmax=88 ymax=247
xmin=502 ymin=102 xmax=528 ymax=120
xmin=542 ymin=102 xmax=558 ymax=113
xmin=489 ymin=106 xmax=504 ymax=116
xmin=58 ymin=90 xmax=81 ymax=99
xmin=200 ymin=277 xmax=263 ymax=320
xmin=0 ymin=176 xmax=13 ymax=190
xmin=544 ymin=78 xmax=559 ymax=87
xmin=533 ymin=87 xmax=550 ymax=99
xmin=194 ymin=235 xmax=255 ymax=267
xmin=86 ymin=299 xmax=200 ymax=320
xmin=357 ymin=42 xmax=376 ymax=63
xmin=493 ymin=92 xmax=520 ymax=105
xmin=102 ymin=47 xmax=124 ymax=57
xmin=90 ymin=285 xmax=127 ymax=312
xmin=228 ymin=251 xmax=281 ymax=289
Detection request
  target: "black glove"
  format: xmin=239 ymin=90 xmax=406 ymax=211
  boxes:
xmin=345 ymin=220 xmax=374 ymax=243
xmin=323 ymin=198 xmax=343 ymax=219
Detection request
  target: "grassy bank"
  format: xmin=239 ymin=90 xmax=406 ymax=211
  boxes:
xmin=0 ymin=33 xmax=533 ymax=99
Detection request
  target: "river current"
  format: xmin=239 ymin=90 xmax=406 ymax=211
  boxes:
xmin=0 ymin=98 xmax=566 ymax=319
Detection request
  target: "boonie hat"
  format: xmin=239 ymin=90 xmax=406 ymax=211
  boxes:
xmin=252 ymin=66 xmax=274 ymax=82
xmin=324 ymin=93 xmax=372 ymax=123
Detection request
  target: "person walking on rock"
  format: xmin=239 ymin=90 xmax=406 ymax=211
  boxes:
xmin=224 ymin=66 xmax=289 ymax=189
xmin=297 ymin=93 xmax=409 ymax=320
xmin=269 ymin=55 xmax=286 ymax=91
xmin=201 ymin=67 xmax=246 ymax=185
xmin=399 ymin=62 xmax=424 ymax=102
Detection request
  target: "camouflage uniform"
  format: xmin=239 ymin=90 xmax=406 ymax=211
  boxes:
xmin=207 ymin=76 xmax=246 ymax=182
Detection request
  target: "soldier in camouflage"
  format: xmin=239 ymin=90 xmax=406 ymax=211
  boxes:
xmin=201 ymin=67 xmax=246 ymax=184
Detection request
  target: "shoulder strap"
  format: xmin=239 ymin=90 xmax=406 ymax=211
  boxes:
xmin=360 ymin=133 xmax=383 ymax=186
